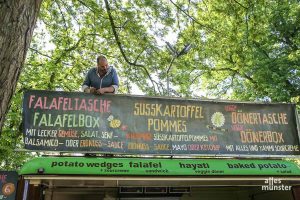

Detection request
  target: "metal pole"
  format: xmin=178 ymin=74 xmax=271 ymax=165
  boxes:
xmin=166 ymin=57 xmax=175 ymax=96
xmin=22 ymin=180 xmax=29 ymax=200
xmin=165 ymin=43 xmax=192 ymax=96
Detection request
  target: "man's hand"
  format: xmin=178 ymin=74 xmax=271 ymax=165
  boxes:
xmin=95 ymin=86 xmax=114 ymax=95
xmin=90 ymin=87 xmax=97 ymax=94
xmin=96 ymin=88 xmax=107 ymax=94
xmin=84 ymin=87 xmax=97 ymax=94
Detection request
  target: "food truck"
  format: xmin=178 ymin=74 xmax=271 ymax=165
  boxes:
xmin=8 ymin=90 xmax=300 ymax=199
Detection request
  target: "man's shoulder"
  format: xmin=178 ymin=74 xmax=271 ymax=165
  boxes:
xmin=109 ymin=66 xmax=117 ymax=73
xmin=87 ymin=67 xmax=97 ymax=74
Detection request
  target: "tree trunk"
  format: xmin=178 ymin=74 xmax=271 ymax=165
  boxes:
xmin=0 ymin=0 xmax=42 ymax=135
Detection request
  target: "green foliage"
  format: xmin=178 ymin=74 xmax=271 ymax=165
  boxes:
xmin=0 ymin=92 xmax=33 ymax=170
xmin=183 ymin=0 xmax=300 ymax=102
xmin=1 ymin=0 xmax=299 ymax=168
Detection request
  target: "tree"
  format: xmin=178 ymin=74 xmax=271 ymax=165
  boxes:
xmin=0 ymin=0 xmax=42 ymax=135
xmin=174 ymin=0 xmax=299 ymax=102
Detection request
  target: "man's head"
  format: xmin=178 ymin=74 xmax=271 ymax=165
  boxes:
xmin=97 ymin=55 xmax=109 ymax=75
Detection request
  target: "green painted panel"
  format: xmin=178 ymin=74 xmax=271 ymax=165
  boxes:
xmin=19 ymin=157 xmax=300 ymax=176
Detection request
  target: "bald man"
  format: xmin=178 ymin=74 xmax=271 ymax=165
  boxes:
xmin=82 ymin=55 xmax=119 ymax=94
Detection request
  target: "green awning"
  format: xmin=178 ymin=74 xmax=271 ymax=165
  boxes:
xmin=19 ymin=157 xmax=300 ymax=176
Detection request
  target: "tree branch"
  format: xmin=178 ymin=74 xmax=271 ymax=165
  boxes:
xmin=169 ymin=0 xmax=222 ymax=35
xmin=190 ymin=71 xmax=204 ymax=85
xmin=223 ymin=56 xmax=257 ymax=84
xmin=55 ymin=0 xmax=69 ymax=35
xmin=104 ymin=0 xmax=143 ymax=67
xmin=29 ymin=47 xmax=52 ymax=59
xmin=232 ymin=0 xmax=248 ymax=9
xmin=103 ymin=0 xmax=157 ymax=94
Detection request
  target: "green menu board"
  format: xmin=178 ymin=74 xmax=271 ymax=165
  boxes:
xmin=22 ymin=90 xmax=300 ymax=157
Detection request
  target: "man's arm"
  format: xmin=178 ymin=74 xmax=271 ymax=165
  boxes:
xmin=111 ymin=68 xmax=119 ymax=93
xmin=96 ymin=86 xmax=115 ymax=94
xmin=82 ymin=69 xmax=96 ymax=93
